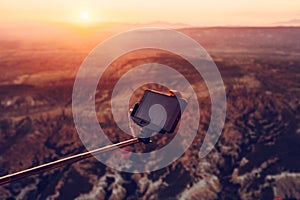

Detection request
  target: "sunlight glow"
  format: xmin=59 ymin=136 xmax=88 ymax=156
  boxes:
xmin=0 ymin=1 xmax=299 ymax=26
xmin=80 ymin=11 xmax=89 ymax=20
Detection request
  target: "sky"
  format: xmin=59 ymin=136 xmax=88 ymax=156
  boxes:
xmin=0 ymin=0 xmax=300 ymax=26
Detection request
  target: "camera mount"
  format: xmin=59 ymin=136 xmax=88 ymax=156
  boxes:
xmin=0 ymin=89 xmax=187 ymax=186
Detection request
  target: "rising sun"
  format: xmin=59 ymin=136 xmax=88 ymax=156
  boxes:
xmin=80 ymin=11 xmax=89 ymax=20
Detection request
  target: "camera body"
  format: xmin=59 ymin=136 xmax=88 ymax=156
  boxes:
xmin=131 ymin=89 xmax=187 ymax=133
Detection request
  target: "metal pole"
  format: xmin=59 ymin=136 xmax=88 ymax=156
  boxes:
xmin=0 ymin=137 xmax=140 ymax=186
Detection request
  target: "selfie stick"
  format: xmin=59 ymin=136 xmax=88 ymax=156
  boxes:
xmin=0 ymin=137 xmax=142 ymax=186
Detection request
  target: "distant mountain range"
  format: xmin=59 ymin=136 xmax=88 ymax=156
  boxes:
xmin=273 ymin=19 xmax=300 ymax=26
xmin=1 ymin=20 xmax=300 ymax=33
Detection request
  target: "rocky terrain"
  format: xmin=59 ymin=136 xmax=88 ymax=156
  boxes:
xmin=0 ymin=25 xmax=299 ymax=199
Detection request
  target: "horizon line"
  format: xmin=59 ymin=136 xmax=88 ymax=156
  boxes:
xmin=0 ymin=19 xmax=300 ymax=29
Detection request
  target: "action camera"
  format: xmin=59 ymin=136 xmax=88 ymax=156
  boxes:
xmin=131 ymin=89 xmax=187 ymax=133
